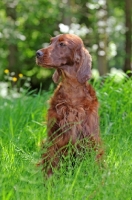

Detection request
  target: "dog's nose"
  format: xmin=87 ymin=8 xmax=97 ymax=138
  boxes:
xmin=36 ymin=50 xmax=44 ymax=58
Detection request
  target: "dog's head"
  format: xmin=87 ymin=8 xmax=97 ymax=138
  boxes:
xmin=36 ymin=34 xmax=92 ymax=84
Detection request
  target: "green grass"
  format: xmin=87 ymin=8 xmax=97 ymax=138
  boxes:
xmin=0 ymin=76 xmax=132 ymax=200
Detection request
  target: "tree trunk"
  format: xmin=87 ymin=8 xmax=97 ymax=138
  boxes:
xmin=5 ymin=3 xmax=19 ymax=74
xmin=97 ymin=0 xmax=108 ymax=76
xmin=62 ymin=0 xmax=71 ymax=26
xmin=124 ymin=0 xmax=132 ymax=76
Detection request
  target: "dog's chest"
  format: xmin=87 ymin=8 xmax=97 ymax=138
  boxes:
xmin=50 ymin=86 xmax=93 ymax=124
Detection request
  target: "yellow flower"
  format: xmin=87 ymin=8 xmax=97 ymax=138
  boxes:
xmin=12 ymin=77 xmax=17 ymax=82
xmin=19 ymin=73 xmax=23 ymax=78
xmin=4 ymin=69 xmax=9 ymax=74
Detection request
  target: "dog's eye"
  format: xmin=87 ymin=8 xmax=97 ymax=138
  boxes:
xmin=59 ymin=42 xmax=66 ymax=47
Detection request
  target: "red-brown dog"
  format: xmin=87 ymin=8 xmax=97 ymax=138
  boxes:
xmin=36 ymin=34 xmax=103 ymax=176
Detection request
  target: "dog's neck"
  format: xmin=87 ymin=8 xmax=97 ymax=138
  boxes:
xmin=60 ymin=78 xmax=87 ymax=99
xmin=54 ymin=68 xmax=91 ymax=102
xmin=60 ymin=68 xmax=85 ymax=90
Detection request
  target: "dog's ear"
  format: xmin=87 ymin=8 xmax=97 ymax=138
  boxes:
xmin=74 ymin=48 xmax=81 ymax=63
xmin=52 ymin=69 xmax=61 ymax=83
xmin=76 ymin=47 xmax=92 ymax=84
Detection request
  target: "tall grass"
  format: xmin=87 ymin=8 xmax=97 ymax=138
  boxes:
xmin=0 ymin=76 xmax=132 ymax=200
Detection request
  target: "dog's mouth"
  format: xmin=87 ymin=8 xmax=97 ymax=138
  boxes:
xmin=36 ymin=58 xmax=53 ymax=68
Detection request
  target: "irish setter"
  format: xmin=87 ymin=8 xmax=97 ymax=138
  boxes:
xmin=36 ymin=34 xmax=103 ymax=176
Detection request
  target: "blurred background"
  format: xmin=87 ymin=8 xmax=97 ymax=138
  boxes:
xmin=0 ymin=0 xmax=131 ymax=92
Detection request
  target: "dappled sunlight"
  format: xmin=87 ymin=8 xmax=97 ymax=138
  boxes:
xmin=109 ymin=68 xmax=127 ymax=81
xmin=0 ymin=82 xmax=8 ymax=98
xmin=91 ymin=68 xmax=127 ymax=81
xmin=59 ymin=23 xmax=90 ymax=37
xmin=0 ymin=69 xmax=31 ymax=98
xmin=0 ymin=77 xmax=132 ymax=199
xmin=0 ymin=0 xmax=132 ymax=198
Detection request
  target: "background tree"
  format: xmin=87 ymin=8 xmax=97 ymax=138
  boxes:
xmin=124 ymin=0 xmax=132 ymax=75
xmin=0 ymin=0 xmax=131 ymax=90
xmin=5 ymin=1 xmax=19 ymax=74
xmin=96 ymin=0 xmax=108 ymax=76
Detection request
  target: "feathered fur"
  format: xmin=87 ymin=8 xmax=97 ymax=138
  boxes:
xmin=36 ymin=34 xmax=103 ymax=176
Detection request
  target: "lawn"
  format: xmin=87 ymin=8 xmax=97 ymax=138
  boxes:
xmin=0 ymin=76 xmax=132 ymax=200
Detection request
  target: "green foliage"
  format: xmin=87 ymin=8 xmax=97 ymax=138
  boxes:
xmin=0 ymin=0 xmax=60 ymax=88
xmin=0 ymin=0 xmax=131 ymax=89
xmin=0 ymin=76 xmax=132 ymax=199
